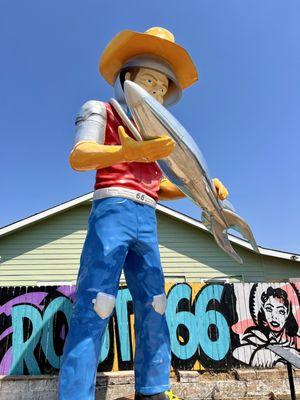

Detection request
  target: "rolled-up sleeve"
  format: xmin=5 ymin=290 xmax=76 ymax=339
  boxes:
xmin=74 ymin=100 xmax=107 ymax=145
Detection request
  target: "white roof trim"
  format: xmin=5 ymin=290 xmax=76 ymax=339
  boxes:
xmin=0 ymin=193 xmax=93 ymax=237
xmin=157 ymin=204 xmax=299 ymax=262
xmin=0 ymin=192 xmax=299 ymax=262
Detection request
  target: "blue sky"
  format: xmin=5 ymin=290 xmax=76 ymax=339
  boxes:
xmin=1 ymin=0 xmax=299 ymax=253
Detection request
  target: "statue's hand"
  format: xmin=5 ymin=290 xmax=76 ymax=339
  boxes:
xmin=118 ymin=126 xmax=175 ymax=162
xmin=212 ymin=178 xmax=229 ymax=200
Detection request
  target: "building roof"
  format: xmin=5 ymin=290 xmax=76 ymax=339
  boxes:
xmin=0 ymin=192 xmax=299 ymax=262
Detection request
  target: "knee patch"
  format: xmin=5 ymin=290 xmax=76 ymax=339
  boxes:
xmin=152 ymin=293 xmax=167 ymax=315
xmin=92 ymin=292 xmax=115 ymax=319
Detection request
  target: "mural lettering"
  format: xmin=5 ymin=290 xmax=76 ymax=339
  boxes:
xmin=0 ymin=282 xmax=299 ymax=375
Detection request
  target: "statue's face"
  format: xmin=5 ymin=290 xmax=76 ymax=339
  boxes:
xmin=125 ymin=67 xmax=169 ymax=104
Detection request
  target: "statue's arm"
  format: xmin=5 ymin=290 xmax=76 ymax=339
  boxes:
xmin=158 ymin=177 xmax=229 ymax=201
xmin=70 ymin=100 xmax=119 ymax=171
xmin=158 ymin=178 xmax=185 ymax=200
xmin=70 ymin=101 xmax=174 ymax=171
xmin=70 ymin=142 xmax=125 ymax=171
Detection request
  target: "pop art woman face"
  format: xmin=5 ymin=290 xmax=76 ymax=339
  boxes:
xmin=263 ymin=295 xmax=289 ymax=332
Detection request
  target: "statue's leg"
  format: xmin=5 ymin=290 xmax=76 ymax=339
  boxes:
xmin=123 ymin=203 xmax=171 ymax=396
xmin=58 ymin=198 xmax=136 ymax=400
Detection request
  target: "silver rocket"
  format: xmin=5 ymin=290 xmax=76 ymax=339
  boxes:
xmin=119 ymin=80 xmax=259 ymax=264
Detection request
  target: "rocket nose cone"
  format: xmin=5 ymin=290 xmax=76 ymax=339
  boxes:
xmin=124 ymin=80 xmax=148 ymax=107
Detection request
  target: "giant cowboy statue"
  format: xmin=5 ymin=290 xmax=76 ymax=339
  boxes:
xmin=58 ymin=27 xmax=229 ymax=400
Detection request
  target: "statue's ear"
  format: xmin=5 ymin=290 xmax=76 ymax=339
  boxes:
xmin=124 ymin=71 xmax=131 ymax=81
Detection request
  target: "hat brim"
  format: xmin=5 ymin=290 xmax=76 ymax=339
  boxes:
xmin=99 ymin=30 xmax=198 ymax=90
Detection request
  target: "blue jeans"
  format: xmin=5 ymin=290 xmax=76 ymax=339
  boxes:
xmin=58 ymin=198 xmax=171 ymax=399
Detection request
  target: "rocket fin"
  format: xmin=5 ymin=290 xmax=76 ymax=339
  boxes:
xmin=222 ymin=208 xmax=259 ymax=253
xmin=210 ymin=217 xmax=243 ymax=264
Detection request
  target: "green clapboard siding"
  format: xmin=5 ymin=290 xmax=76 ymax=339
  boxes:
xmin=0 ymin=203 xmax=299 ymax=286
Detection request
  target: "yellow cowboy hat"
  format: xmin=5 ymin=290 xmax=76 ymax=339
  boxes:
xmin=99 ymin=27 xmax=198 ymax=90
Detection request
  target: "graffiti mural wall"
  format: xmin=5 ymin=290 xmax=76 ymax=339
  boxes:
xmin=0 ymin=282 xmax=299 ymax=375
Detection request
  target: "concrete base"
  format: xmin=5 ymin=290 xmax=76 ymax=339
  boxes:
xmin=1 ymin=369 xmax=300 ymax=400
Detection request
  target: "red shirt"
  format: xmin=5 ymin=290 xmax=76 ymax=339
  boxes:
xmin=94 ymin=103 xmax=162 ymax=201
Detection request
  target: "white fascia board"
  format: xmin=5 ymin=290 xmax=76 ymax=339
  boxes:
xmin=0 ymin=193 xmax=93 ymax=237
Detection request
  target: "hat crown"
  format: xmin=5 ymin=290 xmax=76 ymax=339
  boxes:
xmin=144 ymin=27 xmax=175 ymax=43
xmin=99 ymin=26 xmax=198 ymax=91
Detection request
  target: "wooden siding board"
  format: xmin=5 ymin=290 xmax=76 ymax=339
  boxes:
xmin=0 ymin=204 xmax=299 ymax=286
